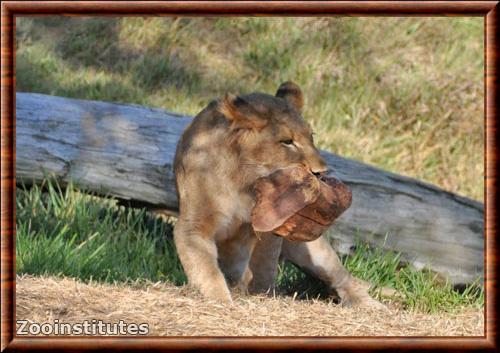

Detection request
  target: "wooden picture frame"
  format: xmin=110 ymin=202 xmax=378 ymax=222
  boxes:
xmin=1 ymin=1 xmax=497 ymax=351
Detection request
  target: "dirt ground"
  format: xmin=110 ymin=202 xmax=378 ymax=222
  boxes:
xmin=16 ymin=275 xmax=484 ymax=336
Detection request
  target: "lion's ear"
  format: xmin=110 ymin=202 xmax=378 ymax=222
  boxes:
xmin=251 ymin=166 xmax=320 ymax=232
xmin=218 ymin=93 xmax=267 ymax=130
xmin=275 ymin=81 xmax=304 ymax=113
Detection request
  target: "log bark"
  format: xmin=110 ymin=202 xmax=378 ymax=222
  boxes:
xmin=16 ymin=92 xmax=484 ymax=286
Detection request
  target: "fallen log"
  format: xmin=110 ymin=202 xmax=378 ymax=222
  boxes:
xmin=15 ymin=92 xmax=484 ymax=286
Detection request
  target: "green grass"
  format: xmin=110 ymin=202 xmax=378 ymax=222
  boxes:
xmin=16 ymin=180 xmax=483 ymax=314
xmin=15 ymin=17 xmax=484 ymax=314
xmin=278 ymin=237 xmax=483 ymax=313
xmin=16 ymin=180 xmax=185 ymax=285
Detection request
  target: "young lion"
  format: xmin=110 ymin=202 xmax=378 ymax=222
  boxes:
xmin=173 ymin=82 xmax=384 ymax=308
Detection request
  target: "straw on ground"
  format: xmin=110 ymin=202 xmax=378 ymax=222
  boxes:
xmin=16 ymin=275 xmax=484 ymax=336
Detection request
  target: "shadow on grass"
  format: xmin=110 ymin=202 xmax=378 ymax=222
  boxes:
xmin=16 ymin=17 xmax=375 ymax=105
xmin=16 ymin=17 xmax=249 ymax=104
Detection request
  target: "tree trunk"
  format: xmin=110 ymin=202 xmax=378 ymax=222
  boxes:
xmin=16 ymin=92 xmax=484 ymax=286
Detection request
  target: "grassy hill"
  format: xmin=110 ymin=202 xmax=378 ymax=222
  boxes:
xmin=16 ymin=16 xmax=483 ymax=200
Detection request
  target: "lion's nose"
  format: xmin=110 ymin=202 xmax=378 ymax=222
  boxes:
xmin=311 ymin=164 xmax=329 ymax=177
xmin=305 ymin=149 xmax=328 ymax=176
xmin=312 ymin=169 xmax=328 ymax=177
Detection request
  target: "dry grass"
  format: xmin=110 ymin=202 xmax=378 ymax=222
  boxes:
xmin=16 ymin=275 xmax=484 ymax=337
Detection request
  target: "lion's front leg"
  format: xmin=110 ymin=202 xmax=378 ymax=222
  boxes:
xmin=281 ymin=235 xmax=387 ymax=310
xmin=218 ymin=223 xmax=257 ymax=294
xmin=247 ymin=234 xmax=283 ymax=294
xmin=174 ymin=217 xmax=233 ymax=302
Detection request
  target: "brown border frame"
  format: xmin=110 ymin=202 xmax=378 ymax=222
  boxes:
xmin=1 ymin=1 xmax=498 ymax=352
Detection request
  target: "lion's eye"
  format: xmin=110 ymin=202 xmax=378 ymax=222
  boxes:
xmin=280 ymin=139 xmax=294 ymax=146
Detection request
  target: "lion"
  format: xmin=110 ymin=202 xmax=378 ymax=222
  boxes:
xmin=173 ymin=81 xmax=384 ymax=309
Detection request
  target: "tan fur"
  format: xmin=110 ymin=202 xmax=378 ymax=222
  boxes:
xmin=173 ymin=82 xmax=384 ymax=308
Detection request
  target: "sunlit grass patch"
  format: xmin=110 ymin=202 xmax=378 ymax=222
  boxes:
xmin=16 ymin=180 xmax=185 ymax=285
xmin=277 ymin=238 xmax=483 ymax=314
